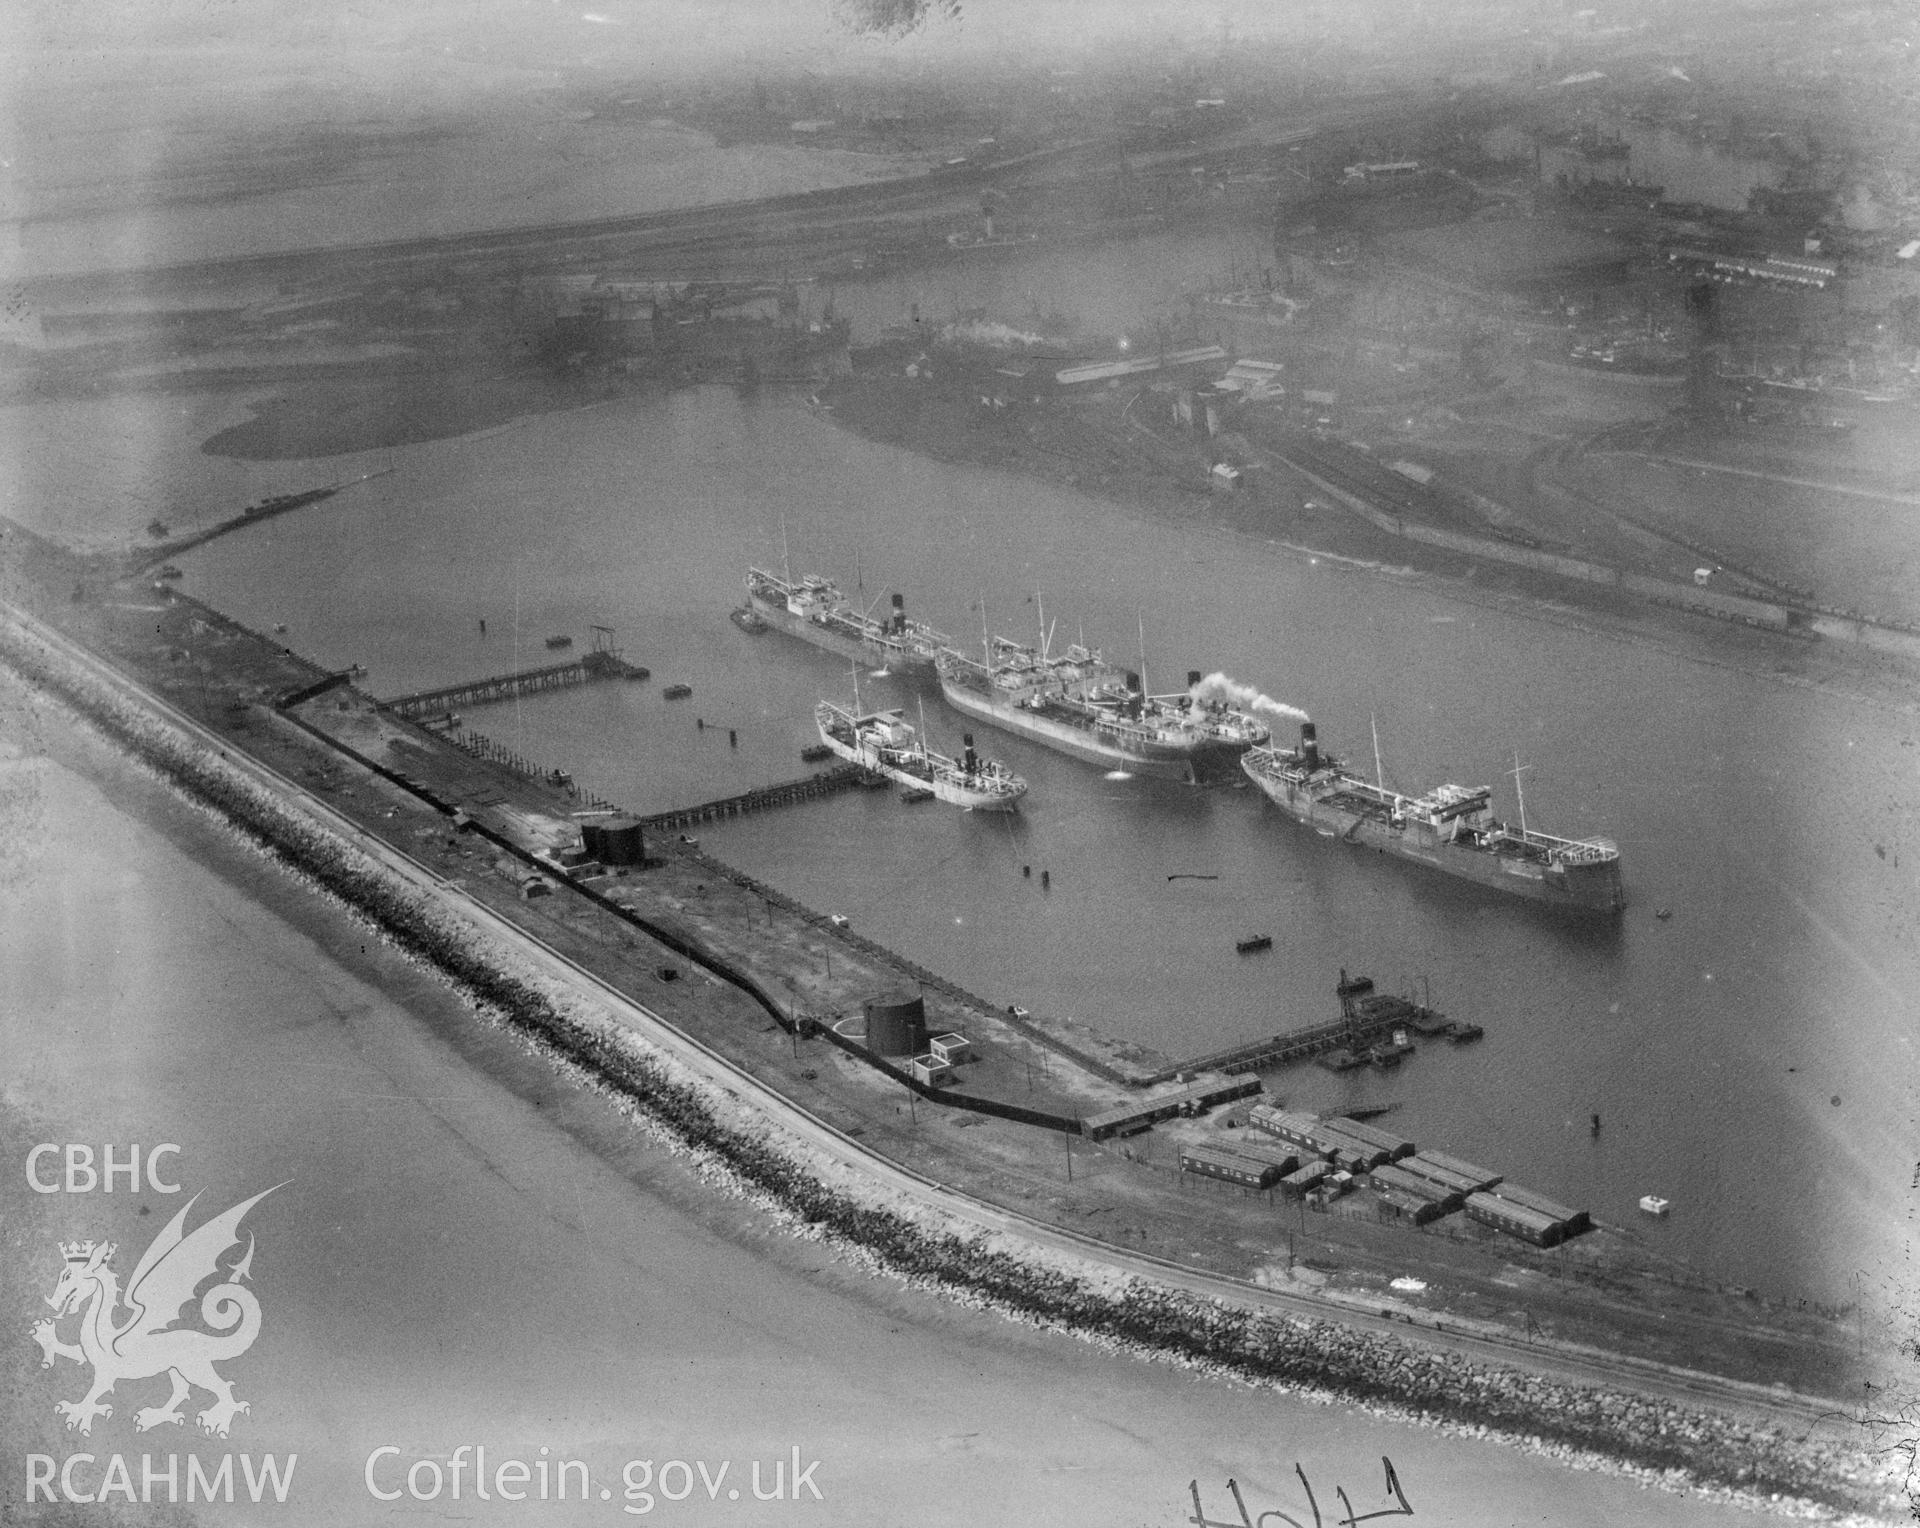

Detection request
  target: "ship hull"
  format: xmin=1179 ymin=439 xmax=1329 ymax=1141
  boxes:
xmin=748 ymin=591 xmax=937 ymax=676
xmin=1244 ymin=767 xmax=1624 ymax=913
xmin=814 ymin=715 xmax=1023 ymax=812
xmin=940 ymin=678 xmax=1250 ymax=782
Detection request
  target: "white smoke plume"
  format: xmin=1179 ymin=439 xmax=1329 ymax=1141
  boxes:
xmin=1189 ymin=672 xmax=1310 ymax=723
xmin=940 ymin=319 xmax=1058 ymax=350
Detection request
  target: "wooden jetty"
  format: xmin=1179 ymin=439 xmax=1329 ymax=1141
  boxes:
xmin=382 ymin=645 xmax=647 ymax=721
xmin=1145 ymin=971 xmax=1459 ymax=1083
xmin=641 ymin=764 xmax=886 ymax=832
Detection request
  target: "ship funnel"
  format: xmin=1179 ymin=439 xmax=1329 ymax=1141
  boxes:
xmin=1125 ymin=670 xmax=1142 ymax=692
xmin=962 ymin=733 xmax=978 ymax=774
xmin=1300 ymin=720 xmax=1320 ymax=771
xmin=1187 ymin=669 xmax=1202 ymax=687
xmin=890 ymin=592 xmax=906 ymax=634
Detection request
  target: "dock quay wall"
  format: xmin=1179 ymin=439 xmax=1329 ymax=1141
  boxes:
xmin=274 ymin=704 xmax=1098 ymax=1136
xmin=0 ymin=601 xmax=1880 ymax=1515
xmin=673 ymin=846 xmax=1157 ymax=1089
xmin=273 ymin=696 xmax=1132 ymax=1132
xmin=268 ymin=701 xmax=806 ymax=1042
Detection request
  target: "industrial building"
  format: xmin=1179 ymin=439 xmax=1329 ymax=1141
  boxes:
xmin=1368 ymin=1164 xmax=1463 ymax=1223
xmin=1483 ymin=1180 xmax=1591 ymax=1236
xmin=1279 ymin=1160 xmax=1333 ymax=1199
xmin=1245 ymin=1105 xmax=1411 ymax=1173
xmin=1399 ymin=1151 xmax=1503 ymax=1197
xmin=1180 ymin=1142 xmax=1285 ymax=1190
xmin=1464 ymin=1191 xmax=1565 ymax=1247
xmin=928 ymin=1033 xmax=973 ymax=1067
xmin=1223 ymin=1136 xmax=1301 ymax=1176
xmin=1245 ymin=1103 xmax=1326 ymax=1151
xmin=1321 ymin=1116 xmax=1416 ymax=1162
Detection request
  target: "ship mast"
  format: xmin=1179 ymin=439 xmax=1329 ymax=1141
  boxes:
xmin=1371 ymin=712 xmax=1385 ymax=791
xmin=918 ymin=696 xmax=930 ymax=760
xmin=1137 ymin=613 xmax=1149 ymax=696
xmin=781 ymin=516 xmax=792 ymax=587
xmin=1509 ymin=752 xmax=1531 ymax=838
xmin=980 ymin=596 xmax=990 ymax=667
xmin=1036 ymin=591 xmax=1048 ymax=660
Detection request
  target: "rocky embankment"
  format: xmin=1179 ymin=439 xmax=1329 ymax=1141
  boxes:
xmin=0 ymin=605 xmax=1899 ymax=1521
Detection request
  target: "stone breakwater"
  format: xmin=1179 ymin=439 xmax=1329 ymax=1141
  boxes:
xmin=0 ymin=611 xmax=1895 ymax=1521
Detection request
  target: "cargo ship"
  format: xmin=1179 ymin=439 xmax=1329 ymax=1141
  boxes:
xmin=936 ymin=635 xmax=1269 ymax=783
xmin=745 ymin=568 xmax=949 ymax=676
xmin=1242 ymin=722 xmax=1624 ymax=913
xmin=813 ymin=701 xmax=1026 ymax=811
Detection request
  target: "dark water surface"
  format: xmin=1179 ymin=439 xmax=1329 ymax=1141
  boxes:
xmin=181 ymin=386 xmax=1916 ymax=1313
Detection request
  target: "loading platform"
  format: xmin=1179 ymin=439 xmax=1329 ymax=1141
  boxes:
xmin=1145 ymin=971 xmax=1465 ymax=1083
xmin=640 ymin=764 xmax=887 ymax=832
xmin=382 ymin=637 xmax=648 ymax=721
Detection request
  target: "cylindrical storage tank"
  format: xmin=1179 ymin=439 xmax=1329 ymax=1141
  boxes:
xmin=864 ymin=992 xmax=928 ymax=1057
xmin=584 ymin=817 xmax=646 ymax=866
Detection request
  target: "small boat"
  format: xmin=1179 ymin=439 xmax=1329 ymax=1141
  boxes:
xmin=545 ymin=635 xmax=573 ymax=651
xmin=663 ymin=683 xmax=693 ymax=700
xmin=547 ymin=768 xmax=574 ymax=788
xmin=1235 ymin=934 xmax=1273 ymax=955
xmin=1448 ymin=1022 xmax=1484 ymax=1043
xmin=1638 ymin=1195 xmax=1671 ymax=1217
xmin=730 ymin=606 xmax=770 ymax=635
xmin=800 ymin=743 xmax=835 ymax=763
xmin=154 ymin=565 xmax=184 ymax=581
xmin=900 ymin=787 xmax=935 ymax=804
xmin=1655 ymin=908 xmax=1673 ymax=921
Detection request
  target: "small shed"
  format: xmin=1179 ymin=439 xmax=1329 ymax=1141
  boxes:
xmin=928 ymin=1033 xmax=972 ymax=1066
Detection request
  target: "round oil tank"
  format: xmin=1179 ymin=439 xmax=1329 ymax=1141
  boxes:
xmin=583 ymin=817 xmax=646 ymax=867
xmin=864 ymin=992 xmax=928 ymax=1057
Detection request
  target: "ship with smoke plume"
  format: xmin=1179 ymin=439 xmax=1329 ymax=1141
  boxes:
xmin=934 ymin=622 xmax=1273 ymax=782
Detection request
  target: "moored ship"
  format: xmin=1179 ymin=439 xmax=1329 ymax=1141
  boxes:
xmin=813 ymin=701 xmax=1027 ymax=812
xmin=745 ymin=568 xmax=949 ymax=676
xmin=1242 ymin=722 xmax=1624 ymax=913
xmin=936 ymin=635 xmax=1270 ymax=783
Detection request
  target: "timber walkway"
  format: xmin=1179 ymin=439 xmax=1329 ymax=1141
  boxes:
xmin=640 ymin=764 xmax=886 ymax=831
xmin=382 ymin=648 xmax=648 ymax=720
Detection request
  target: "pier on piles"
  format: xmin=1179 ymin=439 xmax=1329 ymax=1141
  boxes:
xmin=1146 ymin=971 xmax=1461 ymax=1083
xmin=640 ymin=765 xmax=887 ymax=832
xmin=381 ymin=628 xmax=648 ymax=721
